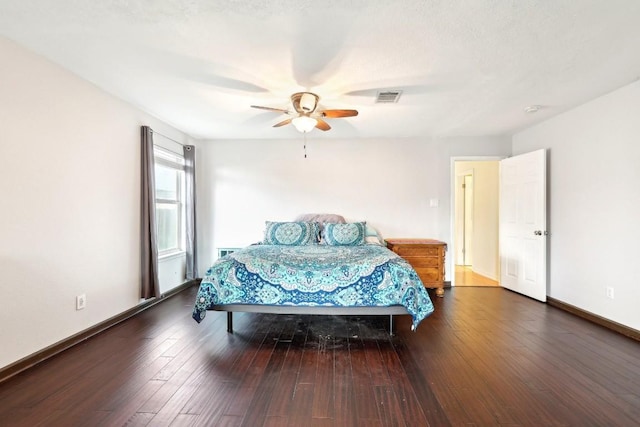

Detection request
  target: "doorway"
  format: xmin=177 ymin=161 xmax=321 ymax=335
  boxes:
xmin=455 ymin=171 xmax=474 ymax=266
xmin=451 ymin=158 xmax=501 ymax=287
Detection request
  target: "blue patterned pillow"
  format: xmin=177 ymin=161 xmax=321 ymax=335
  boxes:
xmin=263 ymin=221 xmax=319 ymax=245
xmin=322 ymin=222 xmax=366 ymax=246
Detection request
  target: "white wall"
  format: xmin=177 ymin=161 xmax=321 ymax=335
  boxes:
xmin=196 ymin=136 xmax=512 ymax=281
xmin=513 ymin=80 xmax=640 ymax=331
xmin=0 ymin=37 xmax=194 ymax=370
xmin=197 ymin=138 xmax=438 ymax=259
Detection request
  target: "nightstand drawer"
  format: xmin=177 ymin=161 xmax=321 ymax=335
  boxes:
xmin=392 ymin=246 xmax=440 ymax=257
xmin=403 ymin=257 xmax=440 ymax=268
xmin=414 ymin=268 xmax=441 ymax=282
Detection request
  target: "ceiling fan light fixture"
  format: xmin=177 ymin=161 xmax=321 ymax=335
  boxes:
xmin=299 ymin=92 xmax=318 ymax=112
xmin=251 ymin=91 xmax=355 ymax=133
xmin=292 ymin=115 xmax=317 ymax=133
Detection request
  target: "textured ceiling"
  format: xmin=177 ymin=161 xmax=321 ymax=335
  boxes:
xmin=1 ymin=0 xmax=640 ymax=140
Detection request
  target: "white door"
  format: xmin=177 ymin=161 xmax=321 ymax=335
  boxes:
xmin=499 ymin=149 xmax=547 ymax=302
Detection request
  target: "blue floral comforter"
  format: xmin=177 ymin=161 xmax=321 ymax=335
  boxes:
xmin=192 ymin=244 xmax=435 ymax=329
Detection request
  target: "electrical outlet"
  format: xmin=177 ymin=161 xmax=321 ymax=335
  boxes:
xmin=76 ymin=294 xmax=86 ymax=310
xmin=605 ymin=287 xmax=614 ymax=300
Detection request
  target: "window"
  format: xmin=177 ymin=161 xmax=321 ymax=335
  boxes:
xmin=154 ymin=147 xmax=185 ymax=256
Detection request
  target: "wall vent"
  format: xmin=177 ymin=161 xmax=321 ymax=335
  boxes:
xmin=375 ymin=90 xmax=402 ymax=103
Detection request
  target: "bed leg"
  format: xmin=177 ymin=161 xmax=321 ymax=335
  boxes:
xmin=227 ymin=312 xmax=233 ymax=334
xmin=389 ymin=314 xmax=394 ymax=336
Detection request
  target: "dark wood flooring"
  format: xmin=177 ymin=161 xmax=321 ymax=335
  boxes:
xmin=1 ymin=286 xmax=639 ymax=426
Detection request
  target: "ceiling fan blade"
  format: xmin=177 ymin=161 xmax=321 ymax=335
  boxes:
xmin=251 ymin=105 xmax=290 ymax=114
xmin=273 ymin=118 xmax=292 ymax=128
xmin=315 ymin=118 xmax=331 ymax=131
xmin=321 ymin=109 xmax=359 ymax=118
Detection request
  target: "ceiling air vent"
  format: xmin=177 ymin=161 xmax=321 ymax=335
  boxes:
xmin=375 ymin=90 xmax=402 ymax=103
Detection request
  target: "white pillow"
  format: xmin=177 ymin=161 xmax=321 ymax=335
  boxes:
xmin=365 ymin=223 xmax=385 ymax=245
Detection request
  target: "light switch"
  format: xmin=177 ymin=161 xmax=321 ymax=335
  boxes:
xmin=429 ymin=198 xmax=439 ymax=208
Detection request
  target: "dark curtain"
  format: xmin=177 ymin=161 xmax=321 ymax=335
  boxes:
xmin=141 ymin=126 xmax=160 ymax=299
xmin=184 ymin=145 xmax=198 ymax=280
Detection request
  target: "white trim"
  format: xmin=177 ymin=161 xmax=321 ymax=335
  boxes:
xmin=153 ymin=141 xmax=185 ymax=159
xmin=449 ymin=155 xmax=505 ymax=287
xmin=156 ymin=198 xmax=180 ymax=204
xmin=155 ymin=153 xmax=185 ymax=169
xmin=158 ymin=250 xmax=186 ymax=261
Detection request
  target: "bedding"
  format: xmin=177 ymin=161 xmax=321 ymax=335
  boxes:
xmin=262 ymin=221 xmax=320 ymax=245
xmin=192 ymin=243 xmax=434 ymax=330
xmin=321 ymin=222 xmax=366 ymax=246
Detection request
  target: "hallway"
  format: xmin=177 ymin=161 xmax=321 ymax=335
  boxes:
xmin=455 ymin=265 xmax=500 ymax=287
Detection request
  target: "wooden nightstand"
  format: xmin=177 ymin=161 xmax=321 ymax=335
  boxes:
xmin=385 ymin=238 xmax=447 ymax=297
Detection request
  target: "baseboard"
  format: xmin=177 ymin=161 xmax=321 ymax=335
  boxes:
xmin=470 ymin=268 xmax=498 ymax=282
xmin=0 ymin=279 xmax=200 ymax=384
xmin=547 ymin=296 xmax=640 ymax=342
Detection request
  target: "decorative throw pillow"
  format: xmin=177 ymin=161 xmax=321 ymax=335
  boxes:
xmin=365 ymin=223 xmax=385 ymax=245
xmin=263 ymin=221 xmax=319 ymax=245
xmin=322 ymin=222 xmax=366 ymax=246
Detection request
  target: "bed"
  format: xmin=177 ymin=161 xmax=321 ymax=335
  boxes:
xmin=192 ymin=218 xmax=435 ymax=333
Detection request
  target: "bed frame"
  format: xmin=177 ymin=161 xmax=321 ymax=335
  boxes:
xmin=212 ymin=304 xmax=410 ymax=335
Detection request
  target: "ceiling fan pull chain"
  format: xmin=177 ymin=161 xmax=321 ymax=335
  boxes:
xmin=303 ymin=132 xmax=307 ymax=158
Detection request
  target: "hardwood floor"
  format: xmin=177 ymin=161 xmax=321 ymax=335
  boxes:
xmin=455 ymin=265 xmax=500 ymax=287
xmin=1 ymin=285 xmax=639 ymax=426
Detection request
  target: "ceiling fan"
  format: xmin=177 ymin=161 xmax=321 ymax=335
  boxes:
xmin=251 ymin=92 xmax=358 ymax=133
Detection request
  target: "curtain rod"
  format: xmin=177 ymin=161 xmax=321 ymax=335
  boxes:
xmin=150 ymin=129 xmax=187 ymax=147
